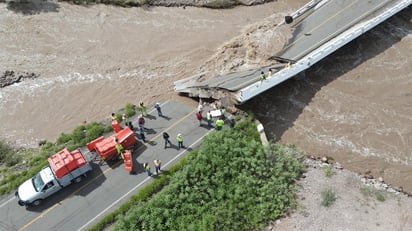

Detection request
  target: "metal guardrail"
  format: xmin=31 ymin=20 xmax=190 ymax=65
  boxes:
xmin=236 ymin=0 xmax=412 ymax=103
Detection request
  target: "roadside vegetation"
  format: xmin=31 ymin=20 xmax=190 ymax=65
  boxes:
xmin=90 ymin=117 xmax=305 ymax=230
xmin=320 ymin=188 xmax=337 ymax=207
xmin=322 ymin=164 xmax=335 ymax=177
xmin=360 ymin=186 xmax=386 ymax=202
xmin=0 ymin=103 xmax=136 ymax=196
xmin=61 ymin=0 xmax=242 ymax=8
xmin=2 ymin=106 xmax=305 ymax=230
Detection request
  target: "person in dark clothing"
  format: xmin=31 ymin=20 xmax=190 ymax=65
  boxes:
xmin=196 ymin=111 xmax=202 ymax=125
xmin=140 ymin=127 xmax=146 ymax=143
xmin=154 ymin=103 xmax=163 ymax=116
xmin=163 ymin=132 xmax=171 ymax=148
xmin=138 ymin=115 xmax=145 ymax=130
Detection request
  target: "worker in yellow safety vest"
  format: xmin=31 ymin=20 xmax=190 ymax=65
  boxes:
xmin=206 ymin=110 xmax=212 ymax=129
xmin=215 ymin=117 xmax=224 ymax=130
xmin=138 ymin=101 xmax=147 ymax=116
xmin=114 ymin=138 xmax=124 ymax=159
xmin=259 ymin=71 xmax=266 ymax=84
xmin=177 ymin=133 xmax=184 ymax=150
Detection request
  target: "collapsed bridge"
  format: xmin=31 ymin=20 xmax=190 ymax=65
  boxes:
xmin=174 ymin=0 xmax=412 ymax=105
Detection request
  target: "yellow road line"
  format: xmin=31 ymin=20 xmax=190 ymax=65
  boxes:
xmin=281 ymin=0 xmax=360 ymax=51
xmin=19 ymin=107 xmax=197 ymax=231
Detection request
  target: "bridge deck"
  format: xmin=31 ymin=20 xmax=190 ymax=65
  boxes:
xmin=275 ymin=0 xmax=392 ymax=61
xmin=174 ymin=0 xmax=411 ymax=104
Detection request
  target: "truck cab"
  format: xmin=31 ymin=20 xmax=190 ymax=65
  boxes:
xmin=16 ymin=167 xmax=62 ymax=206
xmin=16 ymin=148 xmax=92 ymax=207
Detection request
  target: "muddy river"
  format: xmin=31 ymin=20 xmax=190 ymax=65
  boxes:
xmin=1 ymin=1 xmax=411 ymax=192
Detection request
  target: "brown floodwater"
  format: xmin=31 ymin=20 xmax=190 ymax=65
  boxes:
xmin=1 ymin=1 xmax=412 ymax=192
xmin=240 ymin=6 xmax=412 ymax=192
xmin=0 ymin=0 xmax=304 ymax=145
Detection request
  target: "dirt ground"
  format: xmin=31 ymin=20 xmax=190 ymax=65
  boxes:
xmin=266 ymin=158 xmax=412 ymax=231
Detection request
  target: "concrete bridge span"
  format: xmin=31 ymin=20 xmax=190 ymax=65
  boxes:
xmin=174 ymin=0 xmax=412 ymax=105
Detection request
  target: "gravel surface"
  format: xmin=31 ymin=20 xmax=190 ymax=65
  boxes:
xmin=266 ymin=158 xmax=412 ymax=231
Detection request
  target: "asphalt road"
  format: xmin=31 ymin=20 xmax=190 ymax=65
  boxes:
xmin=0 ymin=100 xmax=214 ymax=231
xmin=275 ymin=0 xmax=392 ymax=61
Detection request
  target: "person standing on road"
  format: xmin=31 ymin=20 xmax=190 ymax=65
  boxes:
xmin=143 ymin=162 xmax=151 ymax=176
xmin=196 ymin=111 xmax=202 ymax=126
xmin=197 ymin=103 xmax=203 ymax=113
xmin=122 ymin=113 xmax=129 ymax=127
xmin=206 ymin=110 xmax=212 ymax=129
xmin=215 ymin=117 xmax=224 ymax=130
xmin=259 ymin=71 xmax=266 ymax=85
xmin=139 ymin=101 xmax=147 ymax=116
xmin=111 ymin=113 xmax=117 ymax=122
xmin=139 ymin=126 xmax=146 ymax=143
xmin=138 ymin=115 xmax=145 ymax=130
xmin=163 ymin=132 xmax=171 ymax=149
xmin=114 ymin=138 xmax=124 ymax=159
xmin=267 ymin=68 xmax=273 ymax=78
xmin=154 ymin=159 xmax=161 ymax=175
xmin=177 ymin=133 xmax=184 ymax=150
xmin=154 ymin=103 xmax=163 ymax=117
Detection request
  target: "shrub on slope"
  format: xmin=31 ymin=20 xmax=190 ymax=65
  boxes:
xmin=113 ymin=118 xmax=304 ymax=230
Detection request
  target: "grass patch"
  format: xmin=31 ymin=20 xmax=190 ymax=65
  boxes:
xmin=64 ymin=0 xmax=152 ymax=7
xmin=360 ymin=185 xmax=386 ymax=202
xmin=0 ymin=140 xmax=17 ymax=167
xmin=203 ymin=0 xmax=241 ymax=9
xmin=376 ymin=192 xmax=385 ymax=202
xmin=322 ymin=164 xmax=334 ymax=177
xmin=360 ymin=185 xmax=373 ymax=198
xmin=321 ymin=188 xmax=337 ymax=207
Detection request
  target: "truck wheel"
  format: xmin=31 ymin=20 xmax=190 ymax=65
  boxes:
xmin=73 ymin=176 xmax=82 ymax=183
xmin=31 ymin=199 xmax=43 ymax=206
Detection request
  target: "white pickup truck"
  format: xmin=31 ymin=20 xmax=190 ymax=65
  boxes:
xmin=15 ymin=148 xmax=92 ymax=207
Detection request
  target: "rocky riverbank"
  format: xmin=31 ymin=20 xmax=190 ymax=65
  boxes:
xmin=0 ymin=70 xmax=39 ymax=88
xmin=266 ymin=156 xmax=412 ymax=230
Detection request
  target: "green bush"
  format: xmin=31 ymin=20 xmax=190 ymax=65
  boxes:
xmin=0 ymin=139 xmax=14 ymax=164
xmin=5 ymin=155 xmax=21 ymax=167
xmin=88 ymin=153 xmax=190 ymax=231
xmin=71 ymin=125 xmax=87 ymax=144
xmin=376 ymin=193 xmax=385 ymax=202
xmin=85 ymin=122 xmax=105 ymax=142
xmin=110 ymin=118 xmax=304 ymax=230
xmin=203 ymin=0 xmax=240 ymax=9
xmin=360 ymin=186 xmax=386 ymax=202
xmin=0 ymin=121 xmax=106 ymax=195
xmin=0 ymin=163 xmax=48 ymax=195
xmin=115 ymin=113 xmax=123 ymax=122
xmin=322 ymin=165 xmax=334 ymax=177
xmin=321 ymin=188 xmax=337 ymax=207
xmin=125 ymin=103 xmax=136 ymax=117
xmin=40 ymin=141 xmax=54 ymax=151
xmin=57 ymin=132 xmax=72 ymax=145
xmin=104 ymin=124 xmax=114 ymax=133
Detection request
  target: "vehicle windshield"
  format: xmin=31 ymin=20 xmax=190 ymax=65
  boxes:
xmin=32 ymin=172 xmax=44 ymax=192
